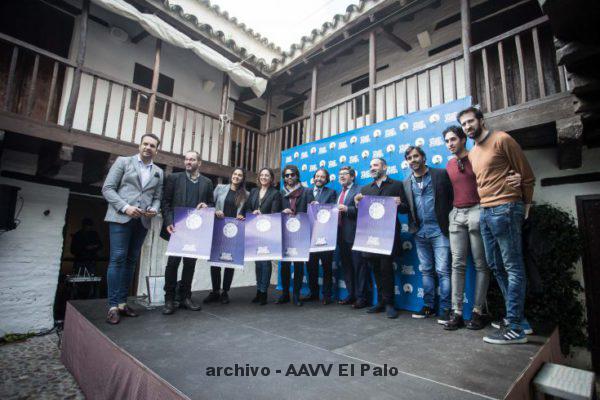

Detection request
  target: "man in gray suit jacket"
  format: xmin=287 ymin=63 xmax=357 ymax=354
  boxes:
xmin=102 ymin=133 xmax=164 ymax=325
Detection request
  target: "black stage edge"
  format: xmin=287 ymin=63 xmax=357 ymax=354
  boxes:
xmin=62 ymin=286 xmax=563 ymax=400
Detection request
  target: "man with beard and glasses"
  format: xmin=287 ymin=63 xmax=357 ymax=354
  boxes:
xmin=458 ymin=106 xmax=535 ymax=345
xmin=354 ymin=158 xmax=408 ymax=319
xmin=304 ymin=168 xmax=337 ymax=304
xmin=441 ymin=126 xmax=522 ymax=331
xmin=402 ymin=146 xmax=454 ymax=324
xmin=279 ymin=164 xmax=314 ymax=306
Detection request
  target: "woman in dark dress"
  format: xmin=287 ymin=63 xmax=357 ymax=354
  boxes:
xmin=203 ymin=168 xmax=248 ymax=304
xmin=244 ymin=168 xmax=282 ymax=305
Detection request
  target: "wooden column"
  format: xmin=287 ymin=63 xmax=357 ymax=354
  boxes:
xmin=368 ymin=31 xmax=376 ymax=125
xmin=145 ymin=39 xmax=162 ymax=134
xmin=263 ymin=92 xmax=272 ymax=168
xmin=64 ymin=0 xmax=89 ymax=130
xmin=309 ymin=65 xmax=318 ymax=141
xmin=217 ymin=74 xmax=230 ymax=165
xmin=460 ymin=0 xmax=474 ymax=100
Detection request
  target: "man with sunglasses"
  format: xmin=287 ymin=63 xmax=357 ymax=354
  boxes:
xmin=443 ymin=125 xmax=523 ymax=332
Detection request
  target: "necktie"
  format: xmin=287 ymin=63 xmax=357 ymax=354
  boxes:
xmin=338 ymin=187 xmax=347 ymax=226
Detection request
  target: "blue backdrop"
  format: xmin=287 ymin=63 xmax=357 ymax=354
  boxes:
xmin=278 ymin=97 xmax=477 ymax=318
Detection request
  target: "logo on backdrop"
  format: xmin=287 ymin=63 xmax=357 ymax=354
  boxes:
xmin=185 ymin=213 xmax=203 ymax=230
xmin=223 ymin=223 xmax=238 ymax=238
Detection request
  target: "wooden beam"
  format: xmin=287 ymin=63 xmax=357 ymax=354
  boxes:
xmin=309 ymin=65 xmax=318 ymax=141
xmin=131 ymin=30 xmax=149 ymax=44
xmin=217 ymin=74 xmax=230 ymax=165
xmin=64 ymin=0 xmax=89 ymax=130
xmin=368 ymin=31 xmax=376 ymax=125
xmin=382 ymin=27 xmax=412 ymax=51
xmin=461 ymin=0 xmax=474 ymax=99
xmin=145 ymin=39 xmax=162 ymax=133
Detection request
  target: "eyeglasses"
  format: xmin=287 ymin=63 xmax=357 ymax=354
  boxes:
xmin=284 ymin=173 xmax=296 ymax=178
xmin=457 ymin=157 xmax=465 ymax=173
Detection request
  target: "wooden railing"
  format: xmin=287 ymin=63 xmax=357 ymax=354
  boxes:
xmin=264 ymin=115 xmax=309 ymax=169
xmin=0 ymin=32 xmax=264 ymax=174
xmin=470 ymin=15 xmax=567 ymax=113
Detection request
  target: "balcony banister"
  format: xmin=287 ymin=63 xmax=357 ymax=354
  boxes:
xmin=469 ymin=15 xmax=549 ymax=53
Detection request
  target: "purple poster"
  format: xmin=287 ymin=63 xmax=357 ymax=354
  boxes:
xmin=281 ymin=213 xmax=310 ymax=262
xmin=352 ymin=196 xmax=396 ymax=255
xmin=209 ymin=217 xmax=245 ymax=269
xmin=244 ymin=213 xmax=282 ymax=261
xmin=308 ymin=203 xmax=339 ymax=252
xmin=166 ymin=207 xmax=215 ymax=259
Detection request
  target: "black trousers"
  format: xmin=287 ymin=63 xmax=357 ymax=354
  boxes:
xmin=210 ymin=267 xmax=234 ymax=292
xmin=280 ymin=261 xmax=304 ymax=296
xmin=307 ymin=251 xmax=333 ymax=298
xmin=338 ymin=238 xmax=368 ymax=302
xmin=366 ymin=256 xmax=395 ymax=305
xmin=164 ymin=256 xmax=197 ymax=301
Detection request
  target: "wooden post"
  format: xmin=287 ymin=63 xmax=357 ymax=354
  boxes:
xmin=263 ymin=92 xmax=272 ymax=168
xmin=309 ymin=65 xmax=318 ymax=142
xmin=460 ymin=0 xmax=474 ymax=100
xmin=217 ymin=74 xmax=230 ymax=165
xmin=145 ymin=39 xmax=162 ymax=133
xmin=368 ymin=31 xmax=376 ymax=125
xmin=64 ymin=0 xmax=89 ymax=130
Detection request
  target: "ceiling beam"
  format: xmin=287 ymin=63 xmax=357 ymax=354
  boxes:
xmin=382 ymin=26 xmax=412 ymax=51
xmin=131 ymin=30 xmax=149 ymax=44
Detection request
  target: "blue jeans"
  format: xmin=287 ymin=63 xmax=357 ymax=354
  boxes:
xmin=480 ymin=201 xmax=526 ymax=329
xmin=415 ymin=234 xmax=451 ymax=311
xmin=255 ymin=261 xmax=272 ymax=293
xmin=107 ymin=220 xmax=148 ymax=307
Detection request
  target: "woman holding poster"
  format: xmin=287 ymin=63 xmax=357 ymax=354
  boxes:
xmin=203 ymin=168 xmax=248 ymax=305
xmin=244 ymin=168 xmax=282 ymax=305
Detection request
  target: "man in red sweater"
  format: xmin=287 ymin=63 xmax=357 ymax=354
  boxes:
xmin=458 ymin=107 xmax=535 ymax=345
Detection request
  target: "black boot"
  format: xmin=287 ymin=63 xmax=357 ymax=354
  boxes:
xmin=163 ymin=300 xmax=176 ymax=315
xmin=259 ymin=291 xmax=268 ymax=306
xmin=180 ymin=297 xmax=202 ymax=311
xmin=276 ymin=291 xmax=290 ymax=304
xmin=251 ymin=290 xmax=260 ymax=303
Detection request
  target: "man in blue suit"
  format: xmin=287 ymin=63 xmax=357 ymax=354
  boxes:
xmin=304 ymin=168 xmax=337 ymax=304
xmin=335 ymin=166 xmax=368 ymax=308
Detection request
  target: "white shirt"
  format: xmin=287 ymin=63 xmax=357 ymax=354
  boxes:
xmin=137 ymin=154 xmax=154 ymax=188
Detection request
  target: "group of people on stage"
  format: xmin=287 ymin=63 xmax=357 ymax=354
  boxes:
xmin=101 ymin=106 xmax=535 ymax=345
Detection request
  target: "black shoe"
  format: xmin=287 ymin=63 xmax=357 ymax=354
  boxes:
xmin=386 ymin=305 xmax=399 ymax=319
xmin=118 ymin=305 xmax=138 ymax=317
xmin=276 ymin=293 xmax=290 ymax=304
xmin=300 ymin=295 xmax=318 ymax=302
xmin=466 ymin=311 xmax=486 ymax=330
xmin=338 ymin=297 xmax=355 ymax=305
xmin=220 ymin=291 xmax=230 ymax=304
xmin=163 ymin=300 xmax=176 ymax=315
xmin=412 ymin=306 xmax=434 ymax=319
xmin=180 ymin=297 xmax=202 ymax=311
xmin=367 ymin=303 xmax=385 ymax=314
xmin=203 ymin=291 xmax=220 ymax=304
xmin=437 ymin=309 xmax=451 ymax=325
xmin=443 ymin=312 xmax=465 ymax=330
xmin=293 ymin=294 xmax=303 ymax=307
xmin=259 ymin=292 xmax=268 ymax=306
xmin=352 ymin=300 xmax=368 ymax=309
xmin=251 ymin=290 xmax=261 ymax=304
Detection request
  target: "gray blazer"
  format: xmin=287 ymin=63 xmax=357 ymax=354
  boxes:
xmin=214 ymin=184 xmax=248 ymax=216
xmin=102 ymin=155 xmax=164 ymax=228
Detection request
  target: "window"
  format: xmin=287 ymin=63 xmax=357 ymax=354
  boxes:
xmin=351 ymin=77 xmax=369 ymax=118
xmin=130 ymin=63 xmax=174 ymax=120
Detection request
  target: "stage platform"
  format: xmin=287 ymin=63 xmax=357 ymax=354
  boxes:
xmin=61 ymin=286 xmax=562 ymax=400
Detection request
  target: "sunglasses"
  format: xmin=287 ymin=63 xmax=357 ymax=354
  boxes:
xmin=457 ymin=157 xmax=465 ymax=173
xmin=284 ymin=173 xmax=296 ymax=178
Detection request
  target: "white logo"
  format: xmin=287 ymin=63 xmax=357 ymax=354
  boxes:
xmin=386 ymin=144 xmax=395 ymax=153
xmin=182 ymin=244 xmax=197 ymax=252
xmin=301 ymin=151 xmax=308 ymax=159
xmin=286 ymin=247 xmax=298 ymax=256
xmin=318 ymin=146 xmax=327 ymax=155
xmin=429 ymin=113 xmax=440 ymax=123
xmin=310 ymin=147 xmax=317 ymax=154
xmin=403 ymin=283 xmax=413 ymax=293
xmin=360 ymin=135 xmax=371 ymax=144
xmin=401 ymin=223 xmax=409 ymax=232
xmin=329 ymin=142 xmax=336 ymax=149
xmin=413 ymin=120 xmax=426 ymax=131
xmin=349 ymin=155 xmax=359 ymax=164
xmin=257 ymin=246 xmax=270 ymax=255
xmin=369 ymin=202 xmax=385 ymax=220
xmin=328 ymin=160 xmax=338 ymax=168
xmin=432 ymin=155 xmax=443 ymax=165
xmin=316 ymin=209 xmax=331 ymax=224
xmin=388 ymin=165 xmax=398 ymax=174
xmin=401 ymin=265 xmax=415 ymax=275
xmin=223 ymin=222 xmax=238 ymax=238
xmin=429 ymin=137 xmax=444 ymax=147
xmin=399 ymin=122 xmax=409 ymax=131
xmin=319 ymin=160 xmax=326 ymax=167
xmin=373 ymin=129 xmax=382 ymax=138
xmin=309 ymin=165 xmax=317 ymax=172
xmin=330 ymin=174 xmax=336 ymax=181
xmin=401 ymin=160 xmax=409 ymax=170
xmin=360 ymin=170 xmax=371 ymax=179
xmin=402 ymin=241 xmax=413 ymax=251
xmin=415 ymin=137 xmax=425 ymax=147
xmin=256 ymin=218 xmax=272 ymax=233
xmin=338 ymin=141 xmax=348 ymax=149
xmin=339 ymin=155 xmax=347 ymax=163
xmin=385 ymin=128 xmax=397 ymax=138
xmin=285 ymin=156 xmax=292 ymax=163
xmin=361 ymin=150 xmax=370 ymax=159
xmin=310 ymin=178 xmax=315 ymax=185
xmin=417 ymin=288 xmax=424 ymax=298
xmin=185 ymin=213 xmax=203 ymax=230
xmin=372 ymin=149 xmax=384 ymax=159
xmin=444 ymin=112 xmax=458 ymax=123
xmin=293 ymin=151 xmax=299 ymax=159
xmin=286 ymin=217 xmax=301 ymax=233
xmin=301 ymin=164 xmax=307 ymax=171
xmin=366 ymin=236 xmax=380 ymax=246
xmin=219 ymin=252 xmax=233 ymax=261
xmin=350 ymin=136 xmax=357 ymax=144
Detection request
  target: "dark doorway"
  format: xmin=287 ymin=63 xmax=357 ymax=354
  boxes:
xmin=54 ymin=193 xmax=109 ymax=321
xmin=576 ymin=194 xmax=600 ymax=374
